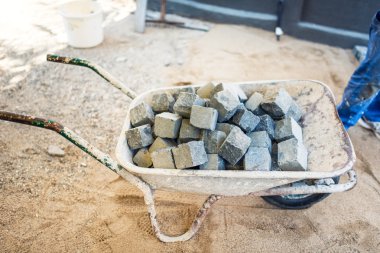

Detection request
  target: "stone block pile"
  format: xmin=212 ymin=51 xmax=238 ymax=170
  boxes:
xmin=126 ymin=83 xmax=308 ymax=171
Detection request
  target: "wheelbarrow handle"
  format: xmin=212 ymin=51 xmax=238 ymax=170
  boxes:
xmin=0 ymin=111 xmax=121 ymax=173
xmin=0 ymin=110 xmax=220 ymax=243
xmin=46 ymin=54 xmax=137 ymax=100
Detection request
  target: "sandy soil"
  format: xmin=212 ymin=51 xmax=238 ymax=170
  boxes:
xmin=0 ymin=1 xmax=379 ymax=252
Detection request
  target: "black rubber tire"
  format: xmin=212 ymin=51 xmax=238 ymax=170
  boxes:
xmin=261 ymin=177 xmax=340 ymax=210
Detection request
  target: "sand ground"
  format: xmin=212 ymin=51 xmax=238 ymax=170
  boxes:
xmin=0 ymin=1 xmax=379 ymax=252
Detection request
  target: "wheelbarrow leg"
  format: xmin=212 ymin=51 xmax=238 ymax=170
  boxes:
xmin=0 ymin=111 xmax=220 ymax=243
xmin=140 ymin=186 xmax=222 ymax=243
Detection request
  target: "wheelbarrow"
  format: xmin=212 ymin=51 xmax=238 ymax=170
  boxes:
xmin=0 ymin=54 xmax=357 ymax=243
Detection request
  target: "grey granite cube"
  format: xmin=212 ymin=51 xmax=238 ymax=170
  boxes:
xmin=218 ymin=127 xmax=251 ymax=165
xmin=178 ymin=86 xmax=196 ymax=94
xmin=248 ymin=131 xmax=272 ymax=151
xmin=253 ymin=106 xmax=267 ymax=116
xmin=233 ymin=86 xmax=248 ymax=102
xmin=231 ymin=108 xmax=260 ymax=133
xmin=286 ymin=100 xmax=303 ymax=122
xmin=130 ymin=102 xmax=155 ymax=127
xmin=151 ymin=147 xmax=176 ymax=169
xmin=190 ymin=105 xmax=218 ymax=130
xmin=244 ymin=147 xmax=271 ymax=171
xmin=172 ymin=141 xmax=208 ymax=169
xmin=261 ymin=88 xmax=293 ymax=119
xmin=148 ymin=137 xmax=176 ymax=153
xmin=225 ymin=158 xmax=244 ymax=170
xmin=179 ymin=119 xmax=201 ymax=143
xmin=245 ymin=92 xmax=264 ymax=113
xmin=215 ymin=123 xmax=239 ymax=135
xmin=275 ymin=117 xmax=303 ymax=142
xmin=202 ymin=130 xmax=226 ymax=154
xmin=151 ymin=93 xmax=175 ymax=113
xmin=255 ymin=114 xmax=275 ymax=139
xmin=210 ymin=90 xmax=240 ymax=122
xmin=197 ymin=82 xmax=216 ymax=99
xmin=199 ymin=154 xmax=225 ymax=170
xmin=154 ymin=112 xmax=182 ymax=139
xmin=126 ymin=124 xmax=154 ymax=150
xmin=211 ymin=83 xmax=247 ymax=102
xmin=133 ymin=148 xmax=152 ymax=168
xmin=271 ymin=143 xmax=280 ymax=171
xmin=173 ymin=92 xmax=205 ymax=118
xmin=278 ymin=138 xmax=308 ymax=171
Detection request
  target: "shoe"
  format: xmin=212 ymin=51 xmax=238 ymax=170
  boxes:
xmin=358 ymin=117 xmax=380 ymax=139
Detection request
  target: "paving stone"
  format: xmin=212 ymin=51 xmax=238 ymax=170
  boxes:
xmin=233 ymin=86 xmax=248 ymax=102
xmin=215 ymin=123 xmax=239 ymax=136
xmin=253 ymin=106 xmax=266 ymax=116
xmin=244 ymin=147 xmax=271 ymax=171
xmin=286 ymin=100 xmax=303 ymax=122
xmin=179 ymin=119 xmax=201 ymax=143
xmin=190 ymin=105 xmax=218 ymax=130
xmin=235 ymin=103 xmax=246 ymax=111
xmin=178 ymin=86 xmax=196 ymax=94
xmin=154 ymin=112 xmax=182 ymax=139
xmin=151 ymin=147 xmax=176 ymax=169
xmin=245 ymin=92 xmax=264 ymax=113
xmin=248 ymin=131 xmax=272 ymax=151
xmin=225 ymin=158 xmax=244 ymax=170
xmin=148 ymin=137 xmax=176 ymax=153
xmin=130 ymin=102 xmax=155 ymax=127
xmin=133 ymin=148 xmax=152 ymax=168
xmin=231 ymin=108 xmax=260 ymax=132
xmin=210 ymin=90 xmax=240 ymax=122
xmin=202 ymin=130 xmax=226 ymax=154
xmin=218 ymin=127 xmax=251 ymax=165
xmin=275 ymin=117 xmax=303 ymax=142
xmin=211 ymin=83 xmax=247 ymax=102
xmin=172 ymin=87 xmax=196 ymax=101
xmin=271 ymin=143 xmax=280 ymax=171
xmin=200 ymin=154 xmax=225 ymax=170
xmin=173 ymin=92 xmax=205 ymax=118
xmin=172 ymin=141 xmax=208 ymax=169
xmin=255 ymin=114 xmax=275 ymax=139
xmin=261 ymin=88 xmax=293 ymax=119
xmin=278 ymin=138 xmax=308 ymax=171
xmin=126 ymin=124 xmax=154 ymax=150
xmin=151 ymin=92 xmax=175 ymax=113
xmin=197 ymin=82 xmax=216 ymax=98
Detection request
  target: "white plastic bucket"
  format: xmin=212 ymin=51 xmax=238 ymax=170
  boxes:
xmin=59 ymin=0 xmax=103 ymax=48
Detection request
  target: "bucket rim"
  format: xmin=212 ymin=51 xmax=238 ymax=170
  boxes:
xmin=59 ymin=0 xmax=102 ymax=19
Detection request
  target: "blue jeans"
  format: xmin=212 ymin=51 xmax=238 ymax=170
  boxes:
xmin=337 ymin=10 xmax=380 ymax=129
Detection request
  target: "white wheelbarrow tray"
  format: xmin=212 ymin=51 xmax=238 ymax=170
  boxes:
xmin=116 ymin=79 xmax=356 ymax=196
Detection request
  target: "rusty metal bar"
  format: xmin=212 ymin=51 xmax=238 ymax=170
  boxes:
xmin=160 ymin=0 xmax=167 ymax=21
xmin=0 ymin=110 xmax=217 ymax=243
xmin=46 ymin=54 xmax=137 ymax=99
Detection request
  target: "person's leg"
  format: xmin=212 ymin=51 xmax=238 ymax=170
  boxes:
xmin=337 ymin=10 xmax=380 ymax=129
xmin=363 ymin=91 xmax=380 ymax=122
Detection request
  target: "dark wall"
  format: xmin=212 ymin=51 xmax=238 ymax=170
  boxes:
xmin=148 ymin=0 xmax=380 ymax=48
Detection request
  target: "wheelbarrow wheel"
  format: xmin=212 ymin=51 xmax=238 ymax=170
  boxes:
xmin=261 ymin=177 xmax=340 ymax=210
